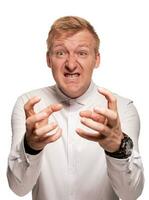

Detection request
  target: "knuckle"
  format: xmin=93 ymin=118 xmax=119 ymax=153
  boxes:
xmin=100 ymin=124 xmax=105 ymax=132
xmin=49 ymin=137 xmax=56 ymax=143
xmin=112 ymin=96 xmax=117 ymax=103
xmin=113 ymin=112 xmax=118 ymax=120
xmin=33 ymin=114 xmax=39 ymax=122
xmin=101 ymin=107 xmax=106 ymax=112
xmin=110 ymin=110 xmax=117 ymax=120
xmin=26 ymin=118 xmax=31 ymax=126
xmin=24 ymin=100 xmax=31 ymax=111
xmin=34 ymin=123 xmax=39 ymax=129
xmin=24 ymin=104 xmax=27 ymax=111
xmin=94 ymin=115 xmax=100 ymax=121
xmin=103 ymin=108 xmax=108 ymax=116
xmin=44 ymin=106 xmax=52 ymax=114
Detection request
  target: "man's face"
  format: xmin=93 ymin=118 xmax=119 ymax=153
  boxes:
xmin=47 ymin=30 xmax=100 ymax=98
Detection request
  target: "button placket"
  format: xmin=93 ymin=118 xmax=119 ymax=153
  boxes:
xmin=67 ymin=100 xmax=81 ymax=199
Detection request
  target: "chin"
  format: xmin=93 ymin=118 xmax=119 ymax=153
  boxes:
xmin=58 ymin=81 xmax=89 ymax=98
xmin=63 ymin=87 xmax=85 ymax=98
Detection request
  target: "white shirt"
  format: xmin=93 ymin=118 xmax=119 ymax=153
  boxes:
xmin=7 ymin=82 xmax=144 ymax=200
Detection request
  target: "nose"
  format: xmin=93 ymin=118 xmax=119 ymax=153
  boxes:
xmin=65 ymin=54 xmax=77 ymax=72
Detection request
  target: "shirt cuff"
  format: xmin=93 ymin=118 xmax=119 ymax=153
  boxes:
xmin=8 ymin=137 xmax=44 ymax=182
xmin=21 ymin=136 xmax=44 ymax=163
xmin=105 ymin=153 xmax=133 ymax=173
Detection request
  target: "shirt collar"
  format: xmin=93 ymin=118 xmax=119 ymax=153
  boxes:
xmin=54 ymin=81 xmax=97 ymax=105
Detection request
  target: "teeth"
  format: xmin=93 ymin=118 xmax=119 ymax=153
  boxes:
xmin=65 ymin=73 xmax=80 ymax=77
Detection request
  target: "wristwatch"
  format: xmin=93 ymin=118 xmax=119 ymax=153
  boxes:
xmin=105 ymin=133 xmax=133 ymax=159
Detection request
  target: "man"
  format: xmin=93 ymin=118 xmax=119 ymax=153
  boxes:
xmin=7 ymin=16 xmax=144 ymax=200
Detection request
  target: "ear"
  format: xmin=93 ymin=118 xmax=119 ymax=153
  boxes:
xmin=94 ymin=52 xmax=100 ymax=69
xmin=46 ymin=51 xmax=51 ymax=68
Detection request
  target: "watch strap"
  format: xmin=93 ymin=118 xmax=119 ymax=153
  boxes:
xmin=24 ymin=134 xmax=43 ymax=155
xmin=105 ymin=133 xmax=133 ymax=159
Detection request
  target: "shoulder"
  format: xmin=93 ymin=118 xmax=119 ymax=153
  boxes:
xmin=112 ymin=92 xmax=139 ymax=123
xmin=94 ymin=84 xmax=133 ymax=108
xmin=94 ymin=84 xmax=136 ymax=115
xmin=19 ymin=85 xmax=56 ymax=101
xmin=114 ymin=93 xmax=133 ymax=108
xmin=110 ymin=91 xmax=136 ymax=116
xmin=14 ymin=85 xmax=58 ymax=110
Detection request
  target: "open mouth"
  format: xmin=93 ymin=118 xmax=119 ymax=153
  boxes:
xmin=64 ymin=73 xmax=80 ymax=78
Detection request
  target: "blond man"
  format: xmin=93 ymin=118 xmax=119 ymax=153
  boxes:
xmin=7 ymin=16 xmax=144 ymax=200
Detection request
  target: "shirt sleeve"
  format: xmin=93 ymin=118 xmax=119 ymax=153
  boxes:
xmin=7 ymin=96 xmax=44 ymax=196
xmin=106 ymin=100 xmax=144 ymax=200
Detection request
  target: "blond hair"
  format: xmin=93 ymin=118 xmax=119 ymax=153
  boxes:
xmin=46 ymin=16 xmax=100 ymax=53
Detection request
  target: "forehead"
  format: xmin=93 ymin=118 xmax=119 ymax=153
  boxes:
xmin=52 ymin=30 xmax=96 ymax=49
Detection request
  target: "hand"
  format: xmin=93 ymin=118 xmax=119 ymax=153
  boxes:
xmin=76 ymin=88 xmax=124 ymax=152
xmin=24 ymin=96 xmax=63 ymax=151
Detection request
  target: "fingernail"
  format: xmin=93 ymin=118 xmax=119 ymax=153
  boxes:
xmin=76 ymin=128 xmax=80 ymax=132
xmin=51 ymin=122 xmax=57 ymax=126
xmin=41 ymin=112 xmax=48 ymax=117
xmin=34 ymin=96 xmax=41 ymax=101
xmin=58 ymin=104 xmax=63 ymax=108
xmin=98 ymin=87 xmax=104 ymax=92
xmin=81 ymin=118 xmax=85 ymax=123
xmin=94 ymin=106 xmax=100 ymax=111
xmin=55 ymin=104 xmax=63 ymax=109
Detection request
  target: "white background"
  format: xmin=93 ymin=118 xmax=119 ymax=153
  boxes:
xmin=0 ymin=0 xmax=148 ymax=199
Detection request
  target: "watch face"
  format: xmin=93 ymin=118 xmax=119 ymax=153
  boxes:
xmin=125 ymin=137 xmax=133 ymax=156
xmin=105 ymin=134 xmax=133 ymax=159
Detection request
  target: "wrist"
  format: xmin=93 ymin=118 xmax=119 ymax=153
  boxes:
xmin=105 ymin=133 xmax=133 ymax=159
xmin=24 ymin=134 xmax=43 ymax=155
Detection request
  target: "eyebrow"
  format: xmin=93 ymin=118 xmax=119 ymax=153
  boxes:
xmin=77 ymin=44 xmax=90 ymax=48
xmin=52 ymin=43 xmax=65 ymax=48
xmin=52 ymin=43 xmax=90 ymax=48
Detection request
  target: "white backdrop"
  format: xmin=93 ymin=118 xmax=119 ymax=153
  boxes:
xmin=0 ymin=0 xmax=148 ymax=199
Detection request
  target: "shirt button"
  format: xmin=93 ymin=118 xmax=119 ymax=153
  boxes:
xmin=17 ymin=158 xmax=22 ymax=163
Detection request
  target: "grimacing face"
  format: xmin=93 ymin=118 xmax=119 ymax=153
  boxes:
xmin=47 ymin=30 xmax=100 ymax=98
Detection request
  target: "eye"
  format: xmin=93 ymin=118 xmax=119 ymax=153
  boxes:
xmin=54 ymin=50 xmax=66 ymax=58
xmin=78 ymin=51 xmax=88 ymax=57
